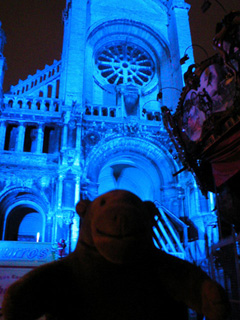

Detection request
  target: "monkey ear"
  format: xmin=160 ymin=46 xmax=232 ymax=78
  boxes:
xmin=76 ymin=200 xmax=92 ymax=218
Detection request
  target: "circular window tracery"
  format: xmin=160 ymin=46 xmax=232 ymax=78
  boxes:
xmin=96 ymin=43 xmax=155 ymax=87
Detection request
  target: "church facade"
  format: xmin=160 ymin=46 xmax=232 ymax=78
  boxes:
xmin=0 ymin=0 xmax=218 ymax=260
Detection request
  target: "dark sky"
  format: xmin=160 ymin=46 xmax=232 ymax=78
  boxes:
xmin=0 ymin=0 xmax=239 ymax=91
xmin=186 ymin=0 xmax=240 ymax=62
xmin=0 ymin=0 xmax=65 ymax=91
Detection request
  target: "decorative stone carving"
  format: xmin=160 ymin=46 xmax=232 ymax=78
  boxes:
xmin=62 ymin=210 xmax=75 ymax=225
xmin=95 ymin=43 xmax=155 ymax=87
xmin=62 ymin=148 xmax=77 ymax=166
xmin=85 ymin=132 xmax=101 ymax=145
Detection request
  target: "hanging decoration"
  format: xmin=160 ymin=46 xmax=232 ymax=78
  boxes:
xmin=162 ymin=11 xmax=240 ymax=232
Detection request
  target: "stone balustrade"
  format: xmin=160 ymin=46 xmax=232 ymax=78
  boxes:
xmin=84 ymin=104 xmax=120 ymax=118
xmin=84 ymin=103 xmax=163 ymax=125
xmin=9 ymin=60 xmax=61 ymax=97
xmin=2 ymin=95 xmax=63 ymax=114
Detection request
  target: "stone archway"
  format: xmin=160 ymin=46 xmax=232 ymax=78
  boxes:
xmin=98 ymin=154 xmax=161 ymax=201
xmin=0 ymin=188 xmax=48 ymax=241
xmin=83 ymin=136 xmax=180 ymax=204
xmin=4 ymin=205 xmax=43 ymax=242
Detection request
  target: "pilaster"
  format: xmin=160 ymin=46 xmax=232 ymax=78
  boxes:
xmin=0 ymin=21 xmax=6 ymax=99
xmin=16 ymin=123 xmax=26 ymax=152
xmin=36 ymin=125 xmax=44 ymax=153
xmin=0 ymin=121 xmax=6 ymax=150
xmin=168 ymin=0 xmax=194 ymax=84
xmin=59 ymin=0 xmax=88 ymax=106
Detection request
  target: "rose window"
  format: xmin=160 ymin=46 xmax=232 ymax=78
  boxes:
xmin=96 ymin=43 xmax=155 ymax=86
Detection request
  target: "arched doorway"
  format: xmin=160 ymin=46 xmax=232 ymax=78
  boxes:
xmin=0 ymin=189 xmax=48 ymax=242
xmin=4 ymin=205 xmax=43 ymax=242
xmin=98 ymin=155 xmax=162 ymax=201
xmin=84 ymin=136 xmax=180 ymax=209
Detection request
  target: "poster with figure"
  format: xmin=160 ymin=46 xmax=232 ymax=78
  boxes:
xmin=0 ymin=241 xmax=54 ymax=308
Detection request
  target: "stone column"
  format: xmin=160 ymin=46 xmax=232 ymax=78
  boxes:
xmin=63 ymin=209 xmax=75 ymax=254
xmin=75 ymin=122 xmax=81 ymax=150
xmin=86 ymin=180 xmax=99 ymax=200
xmin=52 ymin=81 xmax=57 ymax=99
xmin=16 ymin=122 xmax=26 ymax=152
xmin=177 ymin=186 xmax=185 ymax=217
xmin=57 ymin=175 xmax=64 ymax=209
xmin=73 ymin=122 xmax=82 ymax=166
xmin=193 ymin=180 xmax=201 ymax=216
xmin=0 ymin=120 xmax=6 ymax=150
xmin=45 ymin=215 xmax=53 ymax=243
xmin=54 ymin=126 xmax=61 ymax=153
xmin=61 ymin=123 xmax=68 ymax=150
xmin=75 ymin=175 xmax=81 ymax=205
xmin=36 ymin=125 xmax=44 ymax=153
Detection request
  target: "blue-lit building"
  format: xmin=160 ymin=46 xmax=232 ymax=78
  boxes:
xmin=0 ymin=0 xmax=218 ymax=261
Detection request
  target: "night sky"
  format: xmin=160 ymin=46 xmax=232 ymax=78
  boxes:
xmin=0 ymin=0 xmax=65 ymax=91
xmin=0 ymin=0 xmax=239 ymax=91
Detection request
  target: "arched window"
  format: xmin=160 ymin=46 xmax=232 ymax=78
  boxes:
xmin=54 ymin=102 xmax=59 ymax=112
xmin=102 ymin=107 xmax=108 ymax=116
xmin=18 ymin=100 xmax=23 ymax=108
xmin=36 ymin=101 xmax=41 ymax=110
xmin=27 ymin=101 xmax=32 ymax=109
xmin=85 ymin=107 xmax=91 ymax=115
xmin=110 ymin=108 xmax=116 ymax=117
xmin=47 ymin=85 xmax=52 ymax=98
xmin=154 ymin=112 xmax=161 ymax=121
xmin=93 ymin=107 xmax=99 ymax=116
xmin=55 ymin=79 xmax=60 ymax=98
xmin=45 ymin=102 xmax=50 ymax=111
xmin=8 ymin=99 xmax=13 ymax=108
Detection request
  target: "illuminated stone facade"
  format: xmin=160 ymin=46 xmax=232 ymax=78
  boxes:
xmin=0 ymin=0 xmax=218 ymax=260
